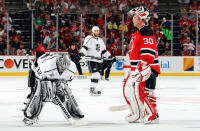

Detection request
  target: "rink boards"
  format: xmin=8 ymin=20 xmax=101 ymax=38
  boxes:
xmin=0 ymin=56 xmax=200 ymax=76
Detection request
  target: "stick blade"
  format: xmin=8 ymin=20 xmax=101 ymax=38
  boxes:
xmin=109 ymin=105 xmax=128 ymax=112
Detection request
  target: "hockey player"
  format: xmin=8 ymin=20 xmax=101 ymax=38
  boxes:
xmin=80 ymin=26 xmax=111 ymax=95
xmin=123 ymin=6 xmax=159 ymax=124
xmin=23 ymin=53 xmax=87 ymax=126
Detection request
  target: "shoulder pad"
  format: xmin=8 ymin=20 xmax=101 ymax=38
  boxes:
xmin=139 ymin=26 xmax=153 ymax=36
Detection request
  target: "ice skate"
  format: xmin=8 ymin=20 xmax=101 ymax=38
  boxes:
xmin=148 ymin=113 xmax=159 ymax=124
xmin=90 ymin=87 xmax=101 ymax=96
xmin=23 ymin=117 xmax=38 ymax=126
xmin=125 ymin=113 xmax=140 ymax=123
xmin=143 ymin=112 xmax=156 ymax=124
xmin=105 ymin=78 xmax=110 ymax=81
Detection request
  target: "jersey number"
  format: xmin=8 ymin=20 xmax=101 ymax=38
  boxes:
xmin=36 ymin=67 xmax=42 ymax=76
xmin=96 ymin=44 xmax=100 ymax=52
xmin=143 ymin=38 xmax=154 ymax=45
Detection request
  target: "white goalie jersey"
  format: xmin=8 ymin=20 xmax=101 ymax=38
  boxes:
xmin=80 ymin=35 xmax=111 ymax=63
xmin=34 ymin=54 xmax=77 ymax=81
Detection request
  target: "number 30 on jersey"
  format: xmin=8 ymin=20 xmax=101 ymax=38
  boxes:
xmin=143 ymin=38 xmax=154 ymax=45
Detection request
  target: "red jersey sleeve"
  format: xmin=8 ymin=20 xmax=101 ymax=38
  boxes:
xmin=36 ymin=44 xmax=46 ymax=53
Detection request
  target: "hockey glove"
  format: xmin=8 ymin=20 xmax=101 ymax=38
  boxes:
xmin=78 ymin=52 xmax=85 ymax=57
xmin=140 ymin=64 xmax=151 ymax=81
xmin=130 ymin=62 xmax=151 ymax=82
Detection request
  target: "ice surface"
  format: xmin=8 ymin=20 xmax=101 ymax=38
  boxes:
xmin=0 ymin=76 xmax=200 ymax=131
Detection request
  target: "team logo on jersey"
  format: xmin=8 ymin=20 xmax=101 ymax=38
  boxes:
xmin=183 ymin=58 xmax=194 ymax=71
xmin=129 ymin=36 xmax=136 ymax=52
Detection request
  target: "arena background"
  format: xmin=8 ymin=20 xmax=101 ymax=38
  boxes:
xmin=0 ymin=0 xmax=200 ymax=76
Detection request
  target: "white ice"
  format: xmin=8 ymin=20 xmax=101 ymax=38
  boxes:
xmin=0 ymin=76 xmax=200 ymax=131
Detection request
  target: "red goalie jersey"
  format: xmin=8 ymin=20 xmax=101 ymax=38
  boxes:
xmin=129 ymin=26 xmax=160 ymax=74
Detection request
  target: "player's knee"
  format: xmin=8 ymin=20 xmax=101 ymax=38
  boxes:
xmin=91 ymin=72 xmax=100 ymax=80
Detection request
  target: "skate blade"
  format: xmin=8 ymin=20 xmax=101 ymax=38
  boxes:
xmin=144 ymin=118 xmax=159 ymax=124
xmin=90 ymin=93 xmax=101 ymax=96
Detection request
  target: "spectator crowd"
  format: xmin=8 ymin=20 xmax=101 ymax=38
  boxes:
xmin=29 ymin=0 xmax=159 ymax=56
xmin=178 ymin=0 xmax=200 ymax=56
xmin=0 ymin=0 xmax=26 ymax=55
xmin=0 ymin=0 xmax=200 ymax=57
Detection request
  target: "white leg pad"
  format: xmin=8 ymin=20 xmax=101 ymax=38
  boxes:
xmin=124 ymin=75 xmax=144 ymax=122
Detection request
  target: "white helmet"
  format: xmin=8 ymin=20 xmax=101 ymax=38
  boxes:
xmin=128 ymin=6 xmax=150 ymax=22
xmin=92 ymin=26 xmax=100 ymax=33
xmin=56 ymin=53 xmax=70 ymax=72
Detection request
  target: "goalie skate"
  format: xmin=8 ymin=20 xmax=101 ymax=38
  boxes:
xmin=125 ymin=113 xmax=140 ymax=123
xmin=23 ymin=117 xmax=38 ymax=126
xmin=90 ymin=87 xmax=101 ymax=96
xmin=147 ymin=113 xmax=159 ymax=124
xmin=143 ymin=113 xmax=156 ymax=124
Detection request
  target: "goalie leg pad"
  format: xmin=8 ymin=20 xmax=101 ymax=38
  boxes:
xmin=63 ymin=83 xmax=84 ymax=119
xmin=27 ymin=69 xmax=36 ymax=99
xmin=123 ymin=75 xmax=145 ymax=122
xmin=23 ymin=79 xmax=44 ymax=121
xmin=145 ymin=72 xmax=158 ymax=114
xmin=145 ymin=88 xmax=157 ymax=110
xmin=55 ymin=82 xmax=85 ymax=120
xmin=28 ymin=69 xmax=36 ymax=88
xmin=41 ymin=81 xmax=56 ymax=102
xmin=143 ymin=97 xmax=156 ymax=124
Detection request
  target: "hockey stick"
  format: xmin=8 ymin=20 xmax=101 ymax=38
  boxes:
xmin=54 ymin=95 xmax=75 ymax=125
xmin=83 ymin=56 xmax=116 ymax=61
xmin=54 ymin=82 xmax=87 ymax=126
xmin=109 ymin=104 xmax=128 ymax=111
xmin=156 ymin=31 xmax=163 ymax=45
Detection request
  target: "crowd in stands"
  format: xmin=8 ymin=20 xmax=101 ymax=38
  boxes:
xmin=0 ymin=1 xmax=8 ymax=55
xmin=30 ymin=0 xmax=159 ymax=56
xmin=0 ymin=0 xmax=26 ymax=55
xmin=0 ymin=0 xmax=200 ymax=56
xmin=178 ymin=0 xmax=200 ymax=56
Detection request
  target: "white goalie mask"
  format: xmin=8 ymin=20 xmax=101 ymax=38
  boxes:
xmin=128 ymin=6 xmax=150 ymax=23
xmin=56 ymin=53 xmax=70 ymax=72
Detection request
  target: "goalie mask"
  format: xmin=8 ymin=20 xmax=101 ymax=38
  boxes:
xmin=56 ymin=53 xmax=70 ymax=72
xmin=128 ymin=6 xmax=150 ymax=23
